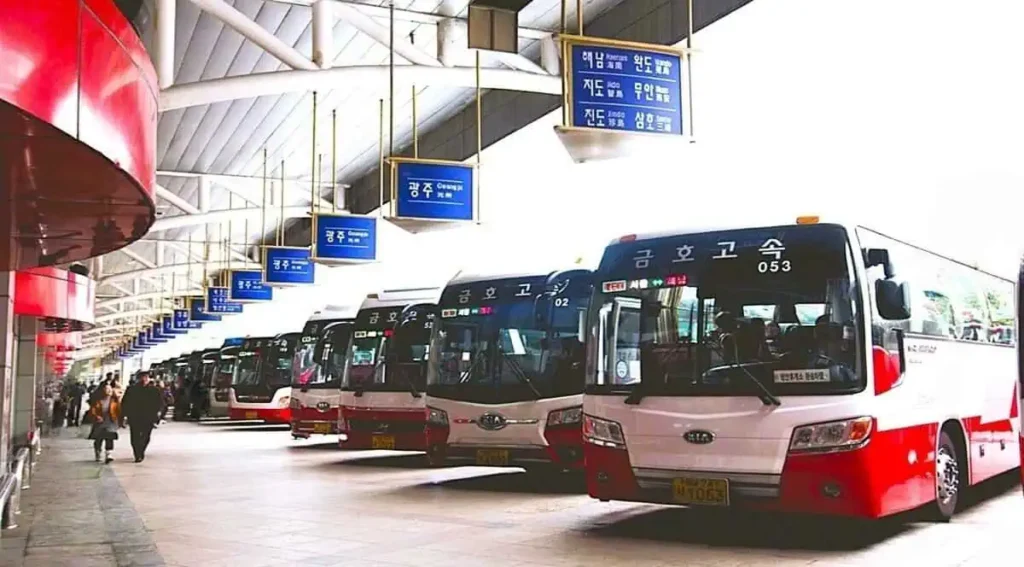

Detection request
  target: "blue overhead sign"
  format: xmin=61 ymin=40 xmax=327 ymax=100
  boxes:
xmin=137 ymin=332 xmax=149 ymax=348
xmin=314 ymin=214 xmax=377 ymax=262
xmin=163 ymin=315 xmax=185 ymax=336
xmin=264 ymin=247 xmax=315 ymax=285
xmin=206 ymin=287 xmax=243 ymax=314
xmin=147 ymin=327 xmax=167 ymax=344
xmin=151 ymin=322 xmax=168 ymax=341
xmin=173 ymin=309 xmax=193 ymax=331
xmin=230 ymin=270 xmax=273 ymax=302
xmin=568 ymin=38 xmax=684 ymax=136
xmin=393 ymin=160 xmax=474 ymax=222
xmin=189 ymin=298 xmax=223 ymax=322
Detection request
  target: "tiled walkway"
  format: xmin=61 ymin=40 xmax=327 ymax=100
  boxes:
xmin=1 ymin=421 xmax=1021 ymax=566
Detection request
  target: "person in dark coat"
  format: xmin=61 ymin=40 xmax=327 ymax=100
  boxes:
xmin=67 ymin=382 xmax=85 ymax=426
xmin=121 ymin=371 xmax=163 ymax=463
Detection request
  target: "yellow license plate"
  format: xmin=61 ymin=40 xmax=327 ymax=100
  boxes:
xmin=475 ymin=449 xmax=509 ymax=466
xmin=313 ymin=423 xmax=331 ymax=434
xmin=371 ymin=435 xmax=396 ymax=450
xmin=245 ymin=411 xmax=258 ymax=420
xmin=672 ymin=478 xmax=730 ymax=506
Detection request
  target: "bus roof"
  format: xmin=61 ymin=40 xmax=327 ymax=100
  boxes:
xmin=447 ymin=268 xmax=592 ymax=287
xmin=359 ymin=288 xmax=441 ymax=310
xmin=305 ymin=304 xmax=359 ymax=322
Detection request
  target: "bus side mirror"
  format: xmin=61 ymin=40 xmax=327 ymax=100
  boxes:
xmin=876 ymin=279 xmax=911 ymax=320
xmin=865 ymin=248 xmax=895 ymax=278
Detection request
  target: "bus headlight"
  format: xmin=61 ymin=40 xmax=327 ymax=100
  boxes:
xmin=583 ymin=414 xmax=625 ymax=449
xmin=426 ymin=406 xmax=448 ymax=427
xmin=278 ymin=396 xmax=292 ymax=408
xmin=789 ymin=417 xmax=873 ymax=454
xmin=546 ymin=406 xmax=583 ymax=427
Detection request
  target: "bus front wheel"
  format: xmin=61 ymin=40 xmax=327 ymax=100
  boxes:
xmin=932 ymin=429 xmax=962 ymax=521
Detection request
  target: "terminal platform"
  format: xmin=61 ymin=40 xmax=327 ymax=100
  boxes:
xmin=1 ymin=422 xmax=1020 ymax=567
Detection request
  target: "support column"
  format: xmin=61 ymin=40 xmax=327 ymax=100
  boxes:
xmin=13 ymin=316 xmax=38 ymax=445
xmin=0 ymin=272 xmax=15 ymax=474
xmin=312 ymin=0 xmax=335 ymax=68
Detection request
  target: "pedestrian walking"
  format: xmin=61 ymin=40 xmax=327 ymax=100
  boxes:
xmin=121 ymin=371 xmax=163 ymax=463
xmin=87 ymin=383 xmax=121 ymax=463
xmin=67 ymin=381 xmax=85 ymax=426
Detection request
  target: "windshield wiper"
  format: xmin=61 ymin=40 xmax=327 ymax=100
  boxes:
xmin=497 ymin=348 xmax=541 ymax=399
xmin=706 ymin=341 xmax=781 ymax=407
xmin=391 ymin=359 xmax=422 ymax=398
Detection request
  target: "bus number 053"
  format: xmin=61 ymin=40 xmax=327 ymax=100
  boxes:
xmin=758 ymin=260 xmax=792 ymax=273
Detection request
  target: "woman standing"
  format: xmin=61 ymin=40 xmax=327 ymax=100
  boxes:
xmin=88 ymin=383 xmax=121 ymax=463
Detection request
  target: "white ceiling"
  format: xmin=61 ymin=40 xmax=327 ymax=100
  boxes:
xmin=89 ymin=0 xmax=624 ymax=350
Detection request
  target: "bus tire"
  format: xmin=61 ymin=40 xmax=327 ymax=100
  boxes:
xmin=932 ymin=429 xmax=962 ymax=522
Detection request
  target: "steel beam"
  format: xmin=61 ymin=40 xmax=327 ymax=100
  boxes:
xmin=148 ymin=205 xmax=312 ymax=232
xmin=188 ymin=0 xmax=319 ymax=71
xmin=157 ymin=0 xmax=176 ymax=88
xmin=334 ymin=3 xmax=441 ymax=67
xmin=266 ymin=0 xmax=550 ymax=40
xmin=156 ymin=184 xmax=200 ymax=214
xmin=161 ymin=64 xmax=561 ymax=110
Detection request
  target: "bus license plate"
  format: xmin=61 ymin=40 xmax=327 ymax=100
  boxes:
xmin=475 ymin=449 xmax=509 ymax=466
xmin=371 ymin=435 xmax=395 ymax=450
xmin=245 ymin=411 xmax=258 ymax=420
xmin=672 ymin=478 xmax=730 ymax=506
xmin=313 ymin=423 xmax=331 ymax=434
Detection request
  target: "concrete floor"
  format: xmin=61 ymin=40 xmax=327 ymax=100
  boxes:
xmin=2 ymin=421 xmax=1021 ymax=567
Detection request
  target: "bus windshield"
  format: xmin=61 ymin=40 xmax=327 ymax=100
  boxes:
xmin=300 ymin=322 xmax=354 ymax=388
xmin=216 ymin=350 xmax=237 ymax=388
xmin=232 ymin=350 xmax=261 ymax=386
xmin=585 ymin=224 xmax=864 ymax=398
xmin=428 ymin=273 xmax=591 ymax=404
xmin=341 ymin=305 xmax=406 ymax=391
xmin=293 ymin=319 xmax=341 ymax=386
xmin=262 ymin=334 xmax=298 ymax=387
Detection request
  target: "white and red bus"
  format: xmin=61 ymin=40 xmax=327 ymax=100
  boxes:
xmin=583 ymin=218 xmax=1019 ymax=520
xmin=338 ymin=289 xmax=441 ymax=451
xmin=291 ymin=306 xmax=357 ymax=439
xmin=425 ymin=269 xmax=593 ymax=471
xmin=229 ymin=333 xmax=298 ymax=423
xmin=209 ymin=338 xmax=244 ymax=418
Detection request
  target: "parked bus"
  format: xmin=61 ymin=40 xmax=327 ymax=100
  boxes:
xmin=338 ymin=289 xmax=441 ymax=450
xmin=291 ymin=306 xmax=357 ymax=439
xmin=229 ymin=333 xmax=298 ymax=423
xmin=425 ymin=269 xmax=593 ymax=471
xmin=185 ymin=348 xmax=219 ymax=419
xmin=582 ymin=218 xmax=1019 ymax=520
xmin=209 ymin=338 xmax=244 ymax=418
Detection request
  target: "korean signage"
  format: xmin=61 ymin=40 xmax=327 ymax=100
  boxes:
xmin=162 ymin=316 xmax=183 ymax=336
xmin=230 ymin=270 xmax=273 ymax=302
xmin=137 ymin=332 xmax=150 ymax=348
xmin=314 ymin=214 xmax=377 ymax=262
xmin=567 ymin=37 xmax=684 ymax=136
xmin=264 ymin=246 xmax=315 ymax=285
xmin=206 ymin=286 xmax=244 ymax=315
xmin=151 ymin=322 xmax=168 ymax=341
xmin=173 ymin=309 xmax=202 ymax=331
xmin=189 ymin=298 xmax=223 ymax=322
xmin=391 ymin=159 xmax=475 ymax=222
xmin=147 ymin=327 xmax=167 ymax=344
